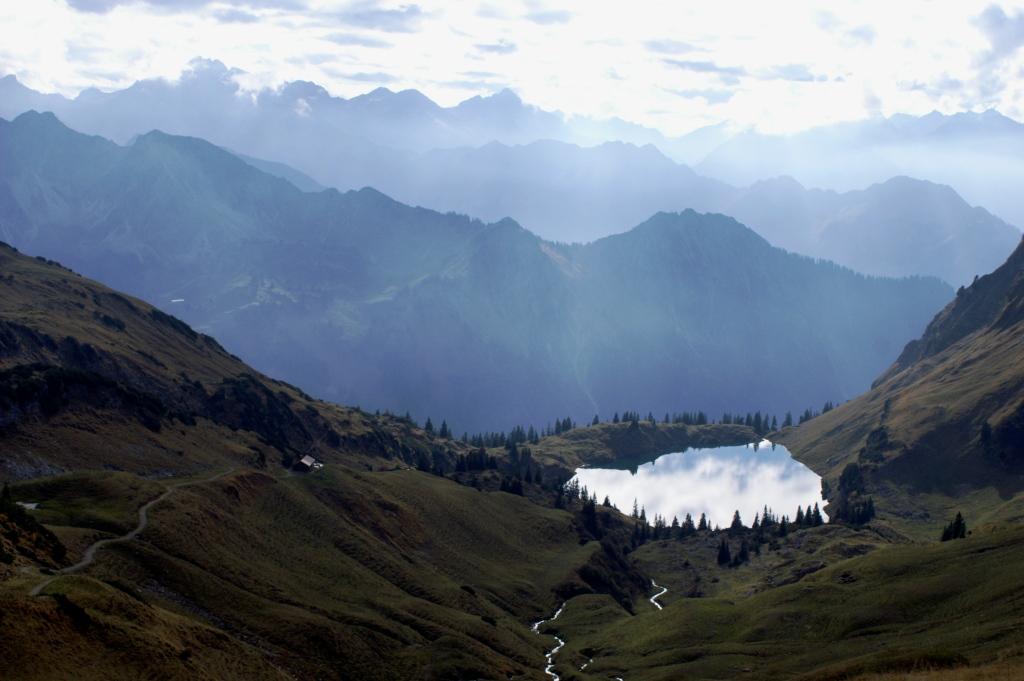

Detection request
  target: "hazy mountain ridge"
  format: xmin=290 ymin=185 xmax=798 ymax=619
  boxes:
xmin=2 ymin=66 xmax=1018 ymax=286
xmin=697 ymin=109 xmax=1024 ymax=232
xmin=0 ymin=111 xmax=953 ymax=432
xmin=355 ymin=139 xmax=1017 ymax=285
xmin=0 ymin=61 xmax=709 ymax=162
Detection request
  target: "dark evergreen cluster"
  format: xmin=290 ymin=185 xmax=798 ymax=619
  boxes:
xmin=797 ymin=400 xmax=838 ymax=425
xmin=555 ymin=479 xmax=608 ymax=538
xmin=411 ymin=398 xmax=845 ymax=454
xmin=612 ymin=497 xmax=828 ymax=569
xmin=831 ymin=462 xmax=877 ymax=525
xmin=453 ymin=447 xmax=498 ymax=472
xmin=940 ymin=512 xmax=967 ymax=541
xmin=719 ymin=411 xmax=778 ymax=435
xmin=498 ymin=477 xmax=524 ymax=495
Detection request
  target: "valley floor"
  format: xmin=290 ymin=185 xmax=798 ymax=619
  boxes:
xmin=5 ymin=460 xmax=1024 ymax=680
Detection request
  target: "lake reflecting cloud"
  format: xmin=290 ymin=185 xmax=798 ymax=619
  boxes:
xmin=571 ymin=440 xmax=825 ymax=527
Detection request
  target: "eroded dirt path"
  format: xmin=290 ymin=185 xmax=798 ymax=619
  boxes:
xmin=28 ymin=467 xmax=235 ymax=596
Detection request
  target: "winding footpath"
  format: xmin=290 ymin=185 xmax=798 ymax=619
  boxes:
xmin=532 ymin=579 xmax=668 ymax=680
xmin=28 ymin=467 xmax=235 ymax=597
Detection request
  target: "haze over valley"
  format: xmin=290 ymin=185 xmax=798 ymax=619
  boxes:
xmin=2 ymin=2 xmax=1024 ymax=680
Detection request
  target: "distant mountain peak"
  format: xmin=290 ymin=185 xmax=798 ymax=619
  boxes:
xmin=455 ymin=87 xmax=530 ymax=114
xmin=11 ymin=110 xmax=61 ymax=127
xmin=490 ymin=88 xmax=522 ymax=103
xmin=279 ymin=80 xmax=330 ymax=101
xmin=184 ymin=57 xmax=239 ymax=79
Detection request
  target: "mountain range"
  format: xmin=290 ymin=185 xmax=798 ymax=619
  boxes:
xmin=2 ymin=211 xmax=1023 ymax=681
xmin=697 ymin=109 xmax=1024 ymax=232
xmin=3 ymin=61 xmax=1017 ymax=288
xmin=0 ymin=111 xmax=953 ymax=432
xmin=336 ymin=140 xmax=1017 ymax=285
xmin=0 ymin=59 xmax=720 ymax=163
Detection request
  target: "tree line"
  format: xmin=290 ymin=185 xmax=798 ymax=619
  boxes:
xmin=392 ymin=398 xmax=842 ymax=451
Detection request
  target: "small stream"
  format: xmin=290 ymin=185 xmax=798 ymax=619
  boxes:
xmin=531 ymin=580 xmax=667 ymax=679
xmin=532 ymin=603 xmax=567 ymax=680
xmin=649 ymin=580 xmax=667 ymax=610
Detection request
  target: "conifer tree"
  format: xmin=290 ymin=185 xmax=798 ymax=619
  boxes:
xmin=941 ymin=512 xmax=967 ymax=541
xmin=730 ymin=510 xmax=744 ymax=533
xmin=581 ymin=496 xmax=599 ymax=536
xmin=424 ymin=417 xmax=435 ymax=434
xmin=698 ymin=513 xmax=709 ymax=532
xmin=732 ymin=540 xmax=750 ymax=566
xmin=717 ymin=538 xmax=731 ymax=565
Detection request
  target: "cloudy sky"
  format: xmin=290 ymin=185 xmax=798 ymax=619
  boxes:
xmin=2 ymin=0 xmax=1024 ymax=135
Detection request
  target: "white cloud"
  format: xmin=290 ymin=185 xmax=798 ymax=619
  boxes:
xmin=0 ymin=0 xmax=1020 ymax=135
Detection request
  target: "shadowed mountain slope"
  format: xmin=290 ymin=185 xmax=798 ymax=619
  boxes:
xmin=0 ymin=243 xmax=659 ymax=680
xmin=0 ymin=112 xmax=953 ymax=432
xmin=779 ymin=236 xmax=1024 ymax=538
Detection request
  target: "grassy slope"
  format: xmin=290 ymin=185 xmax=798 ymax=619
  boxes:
xmin=0 ymin=245 xmax=646 ymax=680
xmin=3 ymin=243 xmax=1023 ymax=680
xmin=776 ymin=242 xmax=1024 ymax=539
xmin=3 ymin=465 xmax=609 ymax=680
xmin=12 ymin=472 xmax=165 ymax=533
xmin=545 ymin=527 xmax=1024 ymax=681
xmin=0 ymin=578 xmax=292 ymax=680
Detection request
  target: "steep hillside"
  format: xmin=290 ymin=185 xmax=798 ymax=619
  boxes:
xmin=779 ymin=236 xmax=1024 ymax=538
xmin=0 ymin=244 xmax=660 ymax=680
xmin=554 ymin=525 xmax=1024 ymax=680
xmin=0 ymin=240 xmax=420 ymax=478
xmin=0 ymin=112 xmax=953 ymax=431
